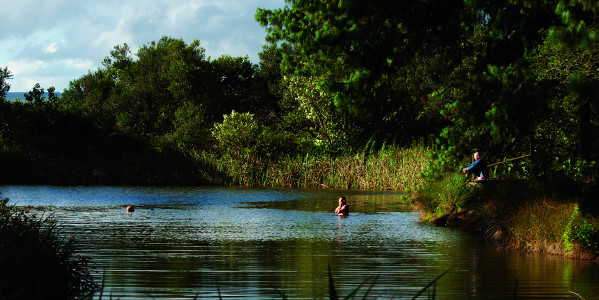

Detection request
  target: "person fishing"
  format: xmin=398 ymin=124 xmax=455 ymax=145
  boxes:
xmin=334 ymin=196 xmax=349 ymax=216
xmin=462 ymin=152 xmax=489 ymax=181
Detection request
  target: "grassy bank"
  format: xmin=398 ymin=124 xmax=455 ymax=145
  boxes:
xmin=0 ymin=198 xmax=98 ymax=299
xmin=194 ymin=144 xmax=431 ymax=191
xmin=414 ymin=174 xmax=599 ymax=260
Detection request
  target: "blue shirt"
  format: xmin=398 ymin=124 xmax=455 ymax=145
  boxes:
xmin=465 ymin=159 xmax=489 ymax=179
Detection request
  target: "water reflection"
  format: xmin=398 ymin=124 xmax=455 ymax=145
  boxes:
xmin=1 ymin=186 xmax=599 ymax=299
xmin=241 ymin=191 xmax=413 ymax=213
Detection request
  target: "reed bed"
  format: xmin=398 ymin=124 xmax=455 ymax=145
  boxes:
xmin=205 ymin=144 xmax=430 ymax=191
xmin=505 ymin=199 xmax=576 ymax=254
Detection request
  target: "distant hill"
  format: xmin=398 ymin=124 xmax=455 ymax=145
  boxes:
xmin=4 ymin=92 xmax=61 ymax=101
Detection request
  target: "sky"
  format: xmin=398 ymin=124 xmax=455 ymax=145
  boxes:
xmin=0 ymin=0 xmax=283 ymax=92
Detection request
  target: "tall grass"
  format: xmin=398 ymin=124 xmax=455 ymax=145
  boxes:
xmin=415 ymin=173 xmax=478 ymax=219
xmin=0 ymin=198 xmax=98 ymax=299
xmin=475 ymin=183 xmax=599 ymax=257
xmin=202 ymin=144 xmax=430 ymax=191
xmin=414 ymin=175 xmax=599 ymax=258
xmin=505 ymin=199 xmax=576 ymax=254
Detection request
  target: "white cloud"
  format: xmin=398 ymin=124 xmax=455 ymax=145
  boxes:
xmin=7 ymin=60 xmax=48 ymax=76
xmin=62 ymin=59 xmax=94 ymax=70
xmin=166 ymin=1 xmax=202 ymax=25
xmin=44 ymin=42 xmax=59 ymax=54
xmin=92 ymin=18 xmax=135 ymax=50
xmin=0 ymin=0 xmax=284 ymax=91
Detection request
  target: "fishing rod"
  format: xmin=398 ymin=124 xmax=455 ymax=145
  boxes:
xmin=487 ymin=154 xmax=531 ymax=167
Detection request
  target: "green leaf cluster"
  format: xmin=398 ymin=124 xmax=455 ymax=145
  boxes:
xmin=563 ymin=205 xmax=599 ymax=252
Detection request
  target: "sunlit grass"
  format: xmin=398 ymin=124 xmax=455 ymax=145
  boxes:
xmin=415 ymin=176 xmax=599 ymax=258
xmin=202 ymin=144 xmax=430 ymax=191
xmin=415 ymin=173 xmax=478 ymax=219
xmin=505 ymin=199 xmax=576 ymax=254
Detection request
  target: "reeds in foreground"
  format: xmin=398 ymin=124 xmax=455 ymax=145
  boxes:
xmin=0 ymin=198 xmax=98 ymax=299
xmin=96 ymin=267 xmax=449 ymax=300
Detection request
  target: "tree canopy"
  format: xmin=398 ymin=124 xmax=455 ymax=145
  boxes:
xmin=257 ymin=0 xmax=599 ymax=183
xmin=2 ymin=1 xmax=599 ymax=186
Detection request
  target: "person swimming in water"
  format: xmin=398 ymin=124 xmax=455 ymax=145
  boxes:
xmin=334 ymin=196 xmax=349 ymax=216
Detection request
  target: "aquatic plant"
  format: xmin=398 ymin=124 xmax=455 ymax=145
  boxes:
xmin=0 ymin=198 xmax=98 ymax=299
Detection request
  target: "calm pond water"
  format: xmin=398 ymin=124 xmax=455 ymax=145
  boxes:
xmin=2 ymin=186 xmax=599 ymax=299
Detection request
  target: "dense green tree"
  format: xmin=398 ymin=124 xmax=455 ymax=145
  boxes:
xmin=531 ymin=33 xmax=599 ymax=181
xmin=24 ymin=83 xmax=57 ymax=105
xmin=0 ymin=67 xmax=12 ymax=100
xmin=0 ymin=67 xmax=12 ymax=150
xmin=279 ymin=75 xmax=348 ymax=153
xmin=256 ymin=0 xmax=467 ymax=145
xmin=211 ymin=110 xmax=260 ymax=158
xmin=209 ymin=56 xmax=264 ymax=122
xmin=61 ymin=37 xmax=213 ymax=139
xmin=60 ymin=37 xmax=280 ymax=148
xmin=548 ymin=0 xmax=599 ymax=48
xmin=24 ymin=83 xmax=44 ymax=104
xmin=110 ymin=37 xmax=209 ymax=137
xmin=257 ymin=0 xmax=599 ymax=183
xmin=163 ymin=101 xmax=208 ymax=150
xmin=424 ymin=0 xmax=599 ymax=183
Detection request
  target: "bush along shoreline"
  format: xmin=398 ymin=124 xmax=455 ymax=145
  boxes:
xmin=413 ymin=175 xmax=599 ymax=261
xmin=0 ymin=198 xmax=98 ymax=299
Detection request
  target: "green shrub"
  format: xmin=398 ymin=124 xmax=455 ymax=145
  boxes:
xmin=416 ymin=173 xmax=479 ymax=216
xmin=439 ymin=174 xmax=479 ymax=210
xmin=562 ymin=205 xmax=579 ymax=252
xmin=165 ymin=101 xmax=209 ymax=149
xmin=256 ymin=126 xmax=298 ymax=161
xmin=573 ymin=222 xmax=599 ymax=252
xmin=211 ymin=110 xmax=260 ymax=158
xmin=0 ymin=198 xmax=98 ymax=299
xmin=562 ymin=204 xmax=599 ymax=253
